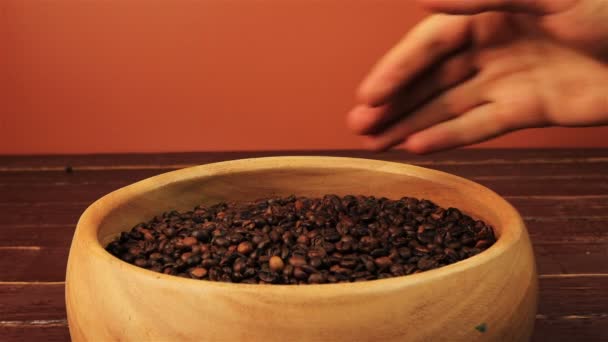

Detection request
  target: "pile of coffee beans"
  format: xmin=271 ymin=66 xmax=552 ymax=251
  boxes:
xmin=106 ymin=195 xmax=496 ymax=284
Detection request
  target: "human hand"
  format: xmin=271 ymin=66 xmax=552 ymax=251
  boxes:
xmin=347 ymin=0 xmax=608 ymax=153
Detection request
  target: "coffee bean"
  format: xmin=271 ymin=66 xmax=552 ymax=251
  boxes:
xmin=475 ymin=240 xmax=491 ymax=249
xmin=329 ymin=265 xmax=352 ymax=276
xmin=293 ymin=267 xmax=308 ymax=280
xmin=258 ymin=271 xmax=278 ymax=283
xmin=233 ymin=258 xmax=247 ymax=274
xmin=134 ymin=258 xmax=147 ymax=268
xmin=237 ymin=241 xmax=254 ymax=255
xmin=190 ymin=267 xmax=208 ymax=278
xmin=180 ymin=252 xmax=193 ymax=262
xmin=149 ymin=252 xmax=163 ymax=261
xmin=362 ymin=257 xmax=376 ymax=272
xmin=288 ymin=255 xmax=307 ymax=267
xmin=308 ymin=273 xmax=326 ymax=284
xmin=283 ymin=264 xmax=294 ymax=277
xmin=107 ymin=195 xmax=496 ymax=284
xmin=297 ymin=234 xmax=310 ymax=246
xmin=213 ymin=237 xmax=230 ymax=247
xmin=374 ymin=256 xmax=392 ymax=270
xmin=269 ymin=256 xmax=285 ymax=272
xmin=301 ymin=264 xmax=317 ymax=274
xmin=120 ymin=252 xmax=135 ymax=263
xmin=307 ymin=247 xmax=327 ymax=259
xmin=187 ymin=255 xmax=201 ymax=266
xmin=309 ymin=257 xmax=323 ymax=268
xmin=417 ymin=257 xmax=437 ymax=271
xmin=340 ymin=255 xmax=359 ymax=269
xmin=182 ymin=236 xmax=198 ymax=247
xmin=370 ymin=248 xmax=389 ymax=257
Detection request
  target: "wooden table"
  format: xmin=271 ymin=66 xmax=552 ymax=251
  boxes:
xmin=1 ymin=149 xmax=607 ymax=341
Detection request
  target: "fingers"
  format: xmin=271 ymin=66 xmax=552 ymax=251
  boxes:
xmin=357 ymin=15 xmax=472 ymax=107
xmin=417 ymin=0 xmax=576 ymax=15
xmin=403 ymin=103 xmax=517 ymax=153
xmin=361 ymin=76 xmax=486 ymax=151
xmin=348 ymin=51 xmax=477 ymax=135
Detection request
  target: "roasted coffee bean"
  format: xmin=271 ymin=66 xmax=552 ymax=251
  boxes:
xmin=370 ymin=248 xmax=389 ymax=257
xmin=288 ymin=255 xmax=307 ymax=267
xmin=359 ymin=236 xmax=379 ymax=250
xmin=293 ymin=267 xmax=308 ymax=280
xmin=237 ymin=241 xmax=254 ymax=255
xmin=190 ymin=267 xmax=208 ymax=278
xmin=417 ymin=257 xmax=437 ymax=271
xmin=258 ymin=271 xmax=278 ymax=283
xmin=244 ymin=267 xmax=257 ymax=278
xmin=340 ymin=255 xmax=359 ymax=269
xmin=390 ymin=264 xmax=405 ymax=276
xmin=149 ymin=252 xmax=163 ymax=261
xmin=307 ymin=247 xmax=327 ymax=259
xmin=107 ymin=195 xmax=496 ymax=284
xmin=329 ymin=265 xmax=352 ymax=276
xmin=187 ymin=255 xmax=201 ymax=266
xmin=309 ymin=257 xmax=323 ymax=268
xmin=362 ymin=256 xmax=376 ymax=272
xmin=397 ymin=247 xmax=412 ymax=259
xmin=297 ymin=234 xmax=310 ymax=246
xmin=374 ymin=256 xmax=392 ymax=270
xmin=120 ymin=252 xmax=135 ymax=263
xmin=308 ymin=273 xmax=326 ymax=284
xmin=269 ymin=256 xmax=285 ymax=272
xmin=213 ymin=237 xmax=230 ymax=247
xmin=182 ymin=236 xmax=198 ymax=247
xmin=283 ymin=264 xmax=294 ymax=277
xmin=134 ymin=258 xmax=147 ymax=268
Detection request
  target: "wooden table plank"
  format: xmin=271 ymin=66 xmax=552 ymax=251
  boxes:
xmin=1 ymin=150 xmax=606 ymax=341
xmin=0 ymin=283 xmax=65 ymax=321
xmin=2 ymin=277 xmax=605 ymax=322
xmin=1 ymin=324 xmax=69 ymax=342
xmin=3 ymin=196 xmax=608 ymax=227
xmin=0 ymin=226 xmax=74 ymax=248
xmin=1 ymin=218 xmax=607 ymax=248
xmin=3 ymin=177 xmax=608 ymax=204
xmin=0 ymin=248 xmax=69 ymax=282
xmin=3 ymin=162 xmax=608 ymax=180
xmin=2 ymin=149 xmax=608 ymax=169
xmin=533 ymin=315 xmax=608 ymax=342
xmin=0 ymin=240 xmax=604 ymax=282
xmin=4 ymin=318 xmax=605 ymax=342
xmin=1 ymin=276 xmax=606 ymax=342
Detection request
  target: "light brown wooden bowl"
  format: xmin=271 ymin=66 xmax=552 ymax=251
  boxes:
xmin=66 ymin=157 xmax=537 ymax=341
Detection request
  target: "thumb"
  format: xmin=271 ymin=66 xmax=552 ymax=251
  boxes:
xmin=418 ymin=0 xmax=577 ymax=15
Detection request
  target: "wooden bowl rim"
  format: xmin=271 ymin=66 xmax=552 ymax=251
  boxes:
xmin=73 ymin=156 xmax=526 ymax=294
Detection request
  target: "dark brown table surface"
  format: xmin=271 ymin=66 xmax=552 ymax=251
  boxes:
xmin=1 ymin=149 xmax=607 ymax=341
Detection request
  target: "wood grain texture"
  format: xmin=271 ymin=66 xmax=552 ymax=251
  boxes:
xmin=0 ymin=323 xmax=69 ymax=342
xmin=2 ymin=149 xmax=608 ymax=169
xmin=0 ymin=248 xmax=69 ymax=282
xmin=3 ymin=195 xmax=608 ymax=227
xmin=0 ymin=237 xmax=603 ymax=282
xmin=2 ymin=277 xmax=606 ymax=342
xmin=0 ymin=283 xmax=66 ymax=321
xmin=1 ymin=219 xmax=605 ymax=282
xmin=4 ymin=177 xmax=608 ymax=205
xmin=534 ymin=315 xmax=608 ymax=342
xmin=1 ymin=149 xmax=606 ymax=341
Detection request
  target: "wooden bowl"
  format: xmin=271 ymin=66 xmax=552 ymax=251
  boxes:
xmin=66 ymin=157 xmax=538 ymax=341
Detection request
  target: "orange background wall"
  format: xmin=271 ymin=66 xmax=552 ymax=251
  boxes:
xmin=2 ymin=0 xmax=607 ymax=155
